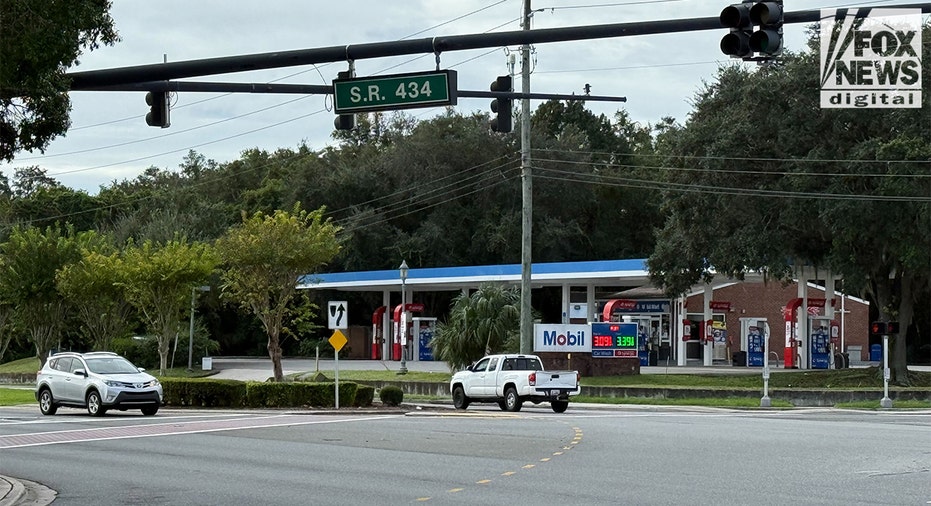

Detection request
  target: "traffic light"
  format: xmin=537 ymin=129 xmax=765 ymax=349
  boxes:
xmin=145 ymin=91 xmax=170 ymax=128
xmin=333 ymin=71 xmax=355 ymax=131
xmin=870 ymin=321 xmax=888 ymax=335
xmin=886 ymin=321 xmax=900 ymax=334
xmin=720 ymin=1 xmax=783 ymax=59
xmin=489 ymin=75 xmax=512 ymax=133
xmin=719 ymin=2 xmax=753 ymax=58
xmin=749 ymin=1 xmax=783 ymax=56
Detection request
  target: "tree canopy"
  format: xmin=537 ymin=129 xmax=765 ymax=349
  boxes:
xmin=0 ymin=0 xmax=118 ymax=161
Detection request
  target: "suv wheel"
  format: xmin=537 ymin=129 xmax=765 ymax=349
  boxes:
xmin=141 ymin=405 xmax=159 ymax=416
xmin=38 ymin=388 xmax=57 ymax=416
xmin=86 ymin=390 xmax=107 ymax=417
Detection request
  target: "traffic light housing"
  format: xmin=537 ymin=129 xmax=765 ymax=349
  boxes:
xmin=749 ymin=1 xmax=783 ymax=56
xmin=489 ymin=75 xmax=512 ymax=133
xmin=720 ymin=2 xmax=753 ymax=58
xmin=145 ymin=91 xmax=170 ymax=128
xmin=886 ymin=321 xmax=900 ymax=334
xmin=334 ymin=71 xmax=355 ymax=131
xmin=870 ymin=321 xmax=888 ymax=335
xmin=720 ymin=1 xmax=783 ymax=59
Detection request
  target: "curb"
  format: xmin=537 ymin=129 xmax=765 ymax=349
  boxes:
xmin=0 ymin=475 xmax=24 ymax=506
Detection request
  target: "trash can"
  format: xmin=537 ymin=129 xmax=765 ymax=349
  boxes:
xmin=649 ymin=349 xmax=658 ymax=366
xmin=732 ymin=351 xmax=747 ymax=366
xmin=869 ymin=344 xmax=882 ymax=362
xmin=658 ymin=344 xmax=670 ymax=361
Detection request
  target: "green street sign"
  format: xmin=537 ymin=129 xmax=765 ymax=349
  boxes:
xmin=333 ymin=70 xmax=457 ymax=113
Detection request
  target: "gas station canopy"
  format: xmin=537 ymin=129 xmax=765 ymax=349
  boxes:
xmin=298 ymin=259 xmax=652 ymax=293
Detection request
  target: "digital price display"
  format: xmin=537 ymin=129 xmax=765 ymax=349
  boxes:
xmin=591 ymin=322 xmax=638 ymax=358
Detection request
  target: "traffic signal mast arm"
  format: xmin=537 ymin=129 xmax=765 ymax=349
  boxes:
xmin=68 ymin=3 xmax=931 ymax=90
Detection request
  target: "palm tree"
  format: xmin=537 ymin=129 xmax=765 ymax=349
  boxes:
xmin=432 ymin=283 xmax=521 ymax=371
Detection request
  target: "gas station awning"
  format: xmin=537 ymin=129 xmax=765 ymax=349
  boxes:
xmin=298 ymin=259 xmax=652 ymax=292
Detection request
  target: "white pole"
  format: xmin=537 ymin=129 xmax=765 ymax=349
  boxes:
xmin=761 ymin=321 xmax=771 ymax=407
xmin=880 ymin=334 xmax=892 ymax=408
xmin=335 ymin=350 xmax=340 ymax=410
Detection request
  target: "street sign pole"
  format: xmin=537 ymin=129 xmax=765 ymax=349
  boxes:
xmin=329 ymin=329 xmax=348 ymax=410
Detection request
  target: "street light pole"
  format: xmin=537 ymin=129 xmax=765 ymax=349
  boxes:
xmin=398 ymin=260 xmax=409 ymax=375
xmin=188 ymin=285 xmax=209 ymax=372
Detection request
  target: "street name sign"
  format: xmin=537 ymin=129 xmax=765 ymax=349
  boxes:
xmin=333 ymin=70 xmax=457 ymax=113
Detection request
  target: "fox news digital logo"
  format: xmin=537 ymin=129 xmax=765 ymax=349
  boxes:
xmin=820 ymin=8 xmax=921 ymax=109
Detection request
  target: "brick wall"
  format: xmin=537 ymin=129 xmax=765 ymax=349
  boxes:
xmin=685 ymin=282 xmax=870 ymax=362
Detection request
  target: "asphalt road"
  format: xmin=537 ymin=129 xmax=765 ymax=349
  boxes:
xmin=1 ymin=404 xmax=929 ymax=505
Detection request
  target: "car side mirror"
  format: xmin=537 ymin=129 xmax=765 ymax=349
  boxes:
xmin=138 ymin=368 xmax=146 ymax=372
xmin=466 ymin=362 xmax=475 ymax=372
xmin=73 ymin=369 xmax=86 ymax=377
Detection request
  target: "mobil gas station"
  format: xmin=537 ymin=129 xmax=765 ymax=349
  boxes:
xmin=299 ymin=259 xmax=872 ymax=372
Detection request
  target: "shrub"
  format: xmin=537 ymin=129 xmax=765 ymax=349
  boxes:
xmin=353 ymin=385 xmax=374 ymax=407
xmin=161 ymin=378 xmax=247 ymax=407
xmin=379 ymin=385 xmax=404 ymax=406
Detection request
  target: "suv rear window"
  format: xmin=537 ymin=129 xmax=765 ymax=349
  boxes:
xmin=503 ymin=357 xmax=542 ymax=371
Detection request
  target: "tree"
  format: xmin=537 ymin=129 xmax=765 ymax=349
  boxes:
xmin=0 ymin=224 xmax=83 ymax=365
xmin=118 ymin=238 xmax=218 ymax=374
xmin=647 ymin=33 xmax=931 ymax=383
xmin=432 ymin=283 xmax=521 ymax=371
xmin=56 ymin=232 xmax=135 ymax=352
xmin=215 ymin=203 xmax=340 ymax=381
xmin=0 ymin=0 xmax=118 ymax=160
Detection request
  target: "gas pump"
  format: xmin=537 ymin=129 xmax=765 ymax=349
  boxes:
xmin=808 ymin=317 xmax=833 ymax=369
xmin=371 ymin=306 xmax=386 ymax=360
xmin=413 ymin=317 xmax=437 ymax=361
xmin=636 ymin=323 xmax=649 ymax=366
xmin=740 ymin=318 xmax=766 ymax=367
xmin=392 ymin=303 xmax=424 ymax=361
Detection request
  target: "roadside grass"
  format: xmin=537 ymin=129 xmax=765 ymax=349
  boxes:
xmin=0 ymin=357 xmax=40 ymax=374
xmin=0 ymin=387 xmax=36 ymax=406
xmin=573 ymin=395 xmax=794 ymax=408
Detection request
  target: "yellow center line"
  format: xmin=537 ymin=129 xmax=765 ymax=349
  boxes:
xmin=522 ymin=464 xmax=536 ymax=469
xmin=502 ymin=471 xmax=516 ymax=476
xmin=477 ymin=479 xmax=492 ymax=484
xmin=448 ymin=488 xmax=464 ymax=493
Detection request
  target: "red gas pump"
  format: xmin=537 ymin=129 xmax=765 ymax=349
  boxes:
xmin=392 ymin=303 xmax=424 ymax=361
xmin=371 ymin=306 xmax=386 ymax=360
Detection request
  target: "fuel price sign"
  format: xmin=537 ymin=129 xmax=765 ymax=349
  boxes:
xmin=591 ymin=322 xmax=638 ymax=358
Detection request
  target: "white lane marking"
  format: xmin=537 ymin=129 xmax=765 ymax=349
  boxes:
xmin=0 ymin=415 xmax=402 ymax=449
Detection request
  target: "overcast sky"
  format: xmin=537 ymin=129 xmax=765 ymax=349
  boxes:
xmin=3 ymin=0 xmax=917 ymax=193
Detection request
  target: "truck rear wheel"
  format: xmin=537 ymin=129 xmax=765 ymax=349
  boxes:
xmin=452 ymin=386 xmax=470 ymax=410
xmin=504 ymin=387 xmax=522 ymax=412
xmin=551 ymin=400 xmax=569 ymax=413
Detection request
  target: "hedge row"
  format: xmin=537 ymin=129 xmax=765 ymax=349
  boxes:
xmin=160 ymin=378 xmax=374 ymax=408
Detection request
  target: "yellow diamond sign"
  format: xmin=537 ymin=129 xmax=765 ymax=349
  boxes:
xmin=329 ymin=329 xmax=348 ymax=352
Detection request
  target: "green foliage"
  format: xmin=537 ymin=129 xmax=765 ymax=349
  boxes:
xmin=0 ymin=224 xmax=84 ymax=363
xmin=353 ymin=385 xmax=375 ymax=407
xmin=160 ymin=378 xmax=248 ymax=408
xmin=118 ymin=238 xmax=219 ymax=375
xmin=216 ymin=202 xmax=340 ymax=381
xmin=432 ymin=283 xmax=520 ymax=370
xmin=378 ymin=384 xmax=404 ymax=406
xmin=56 ymin=231 xmax=134 ymax=351
xmin=0 ymin=0 xmax=118 ymax=161
xmin=160 ymin=378 xmax=361 ymax=408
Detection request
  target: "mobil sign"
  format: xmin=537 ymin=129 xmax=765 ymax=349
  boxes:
xmin=534 ymin=324 xmax=591 ymax=353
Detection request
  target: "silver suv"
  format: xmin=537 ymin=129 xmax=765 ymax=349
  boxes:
xmin=35 ymin=351 xmax=163 ymax=417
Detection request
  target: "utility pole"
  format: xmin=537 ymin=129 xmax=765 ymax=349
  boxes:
xmin=519 ymin=0 xmax=533 ymax=354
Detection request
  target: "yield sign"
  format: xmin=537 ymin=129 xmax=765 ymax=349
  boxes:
xmin=328 ymin=300 xmax=348 ymax=329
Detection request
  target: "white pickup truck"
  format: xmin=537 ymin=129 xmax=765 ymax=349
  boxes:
xmin=450 ymin=354 xmax=580 ymax=413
